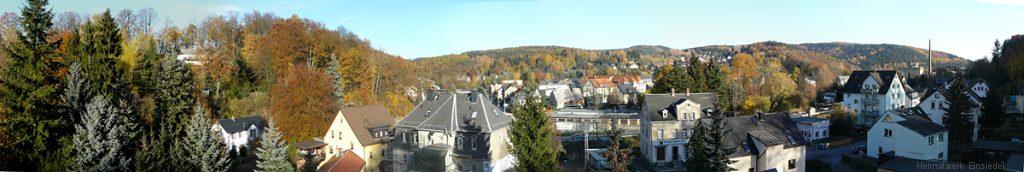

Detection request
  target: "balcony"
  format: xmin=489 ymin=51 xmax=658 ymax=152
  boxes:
xmin=861 ymin=88 xmax=879 ymax=94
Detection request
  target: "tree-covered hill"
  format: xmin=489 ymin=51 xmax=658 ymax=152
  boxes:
xmin=413 ymin=41 xmax=969 ymax=89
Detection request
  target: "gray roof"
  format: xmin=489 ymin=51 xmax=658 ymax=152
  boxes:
xmin=396 ymin=91 xmax=512 ymax=133
xmin=722 ymin=113 xmax=806 ymax=158
xmin=642 ymin=93 xmax=716 ymax=121
xmin=840 ymin=70 xmax=901 ymax=94
xmin=791 ymin=117 xmax=828 ymax=124
xmin=890 ymin=107 xmax=946 ymax=136
xmin=217 ymin=115 xmax=267 ymax=134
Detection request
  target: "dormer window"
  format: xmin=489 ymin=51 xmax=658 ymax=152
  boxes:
xmin=661 ymin=109 xmax=669 ymax=118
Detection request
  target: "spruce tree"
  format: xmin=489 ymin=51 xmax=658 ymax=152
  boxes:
xmin=604 ymin=127 xmax=633 ymax=172
xmin=156 ymin=56 xmax=196 ymax=136
xmin=943 ymin=75 xmax=976 ymax=157
xmin=72 ymin=95 xmax=137 ymax=171
xmin=706 ymin=60 xmax=730 ymax=110
xmin=685 ymin=119 xmax=710 ymax=172
xmin=184 ymin=106 xmax=231 ymax=172
xmin=0 ymin=0 xmax=66 ymax=169
xmin=980 ymin=91 xmax=1006 ymax=131
xmin=256 ymin=120 xmax=294 ymax=172
xmin=327 ymin=55 xmax=345 ymax=104
xmin=63 ymin=63 xmax=92 ymax=132
xmin=705 ymin=112 xmax=737 ymax=171
xmin=508 ymin=91 xmax=560 ymax=171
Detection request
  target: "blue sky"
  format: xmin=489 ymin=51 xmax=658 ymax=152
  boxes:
xmin=2 ymin=0 xmax=1023 ymax=60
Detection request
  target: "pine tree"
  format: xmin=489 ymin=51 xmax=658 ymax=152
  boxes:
xmin=256 ymin=120 xmax=294 ymax=172
xmin=704 ymin=112 xmax=737 ymax=171
xmin=184 ymin=106 xmax=231 ymax=172
xmin=155 ymin=56 xmax=196 ymax=136
xmin=685 ymin=119 xmax=710 ymax=172
xmin=0 ymin=0 xmax=66 ymax=169
xmin=72 ymin=95 xmax=137 ymax=171
xmin=508 ymin=91 xmax=560 ymax=171
xmin=327 ymin=55 xmax=345 ymax=104
xmin=604 ymin=127 xmax=633 ymax=172
xmin=706 ymin=60 xmax=730 ymax=110
xmin=943 ymin=75 xmax=976 ymax=157
xmin=63 ymin=63 xmax=93 ymax=132
xmin=980 ymin=91 xmax=1006 ymax=131
xmin=686 ymin=111 xmax=736 ymax=172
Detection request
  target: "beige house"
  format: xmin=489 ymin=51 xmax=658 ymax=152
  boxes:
xmin=320 ymin=105 xmax=395 ymax=172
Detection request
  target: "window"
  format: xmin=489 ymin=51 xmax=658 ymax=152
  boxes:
xmin=929 ymin=136 xmax=935 ymax=145
xmin=878 ymin=147 xmax=883 ymax=154
xmin=939 ymin=153 xmax=944 ymax=159
xmin=931 ymin=102 xmax=935 ymax=109
xmin=659 ymin=130 xmax=664 ymax=140
xmin=855 ymin=99 xmax=859 ymax=104
xmin=884 ymin=129 xmax=892 ymax=137
xmin=788 ymin=159 xmax=796 ymax=169
xmin=471 ymin=136 xmax=478 ymax=150
xmin=672 ymin=146 xmax=680 ymax=160
xmin=402 ymin=132 xmax=407 ymax=143
xmin=456 ymin=136 xmax=463 ymax=149
xmin=938 ymin=134 xmax=944 ymax=142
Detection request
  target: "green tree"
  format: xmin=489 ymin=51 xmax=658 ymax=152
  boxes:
xmin=0 ymin=0 xmax=66 ymax=169
xmin=256 ymin=120 xmax=294 ymax=172
xmin=327 ymin=55 xmax=345 ymax=104
xmin=686 ymin=111 xmax=736 ymax=172
xmin=155 ymin=57 xmax=196 ymax=136
xmin=706 ymin=60 xmax=731 ymax=110
xmin=183 ymin=106 xmax=231 ymax=172
xmin=604 ymin=127 xmax=633 ymax=172
xmin=979 ymin=91 xmax=1006 ymax=131
xmin=73 ymin=95 xmax=138 ymax=171
xmin=509 ymin=91 xmax=560 ymax=171
xmin=943 ymin=75 xmax=976 ymax=157
xmin=704 ymin=112 xmax=737 ymax=171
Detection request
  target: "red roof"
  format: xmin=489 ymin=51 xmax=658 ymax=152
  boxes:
xmin=318 ymin=150 xmax=365 ymax=172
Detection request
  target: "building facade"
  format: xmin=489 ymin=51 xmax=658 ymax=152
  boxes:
xmin=321 ymin=105 xmax=395 ymax=172
xmin=792 ymin=117 xmax=830 ymax=143
xmin=639 ymin=92 xmax=716 ymax=168
xmin=841 ymin=70 xmax=916 ymax=127
xmin=867 ymin=107 xmax=948 ymax=161
xmin=724 ymin=113 xmax=808 ymax=172
xmin=212 ymin=115 xmax=267 ymax=154
xmin=391 ymin=91 xmax=515 ymax=172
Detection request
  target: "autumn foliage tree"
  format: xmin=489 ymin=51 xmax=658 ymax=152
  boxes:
xmin=269 ymin=65 xmax=337 ymax=141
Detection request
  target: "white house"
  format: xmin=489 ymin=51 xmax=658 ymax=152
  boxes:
xmin=211 ymin=115 xmax=267 ymax=154
xmin=867 ymin=107 xmax=948 ymax=161
xmin=944 ymin=81 xmax=990 ymax=98
xmin=841 ymin=70 xmax=915 ymax=127
xmin=725 ymin=113 xmax=808 ymax=172
xmin=639 ymin=91 xmax=717 ymax=168
xmin=918 ymin=89 xmax=982 ymax=142
xmin=791 ymin=117 xmax=830 ymax=143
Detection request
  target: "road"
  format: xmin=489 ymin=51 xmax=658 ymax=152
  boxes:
xmin=807 ymin=139 xmax=866 ymax=172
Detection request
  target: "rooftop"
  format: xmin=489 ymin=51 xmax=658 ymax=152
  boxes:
xmin=396 ymin=91 xmax=512 ymax=133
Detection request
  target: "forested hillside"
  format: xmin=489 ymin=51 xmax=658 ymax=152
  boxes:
xmin=414 ymin=41 xmax=969 ymax=89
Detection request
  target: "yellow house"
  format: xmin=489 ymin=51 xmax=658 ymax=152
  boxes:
xmin=320 ymin=105 xmax=395 ymax=172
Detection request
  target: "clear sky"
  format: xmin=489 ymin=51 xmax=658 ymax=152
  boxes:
xmin=2 ymin=0 xmax=1023 ymax=60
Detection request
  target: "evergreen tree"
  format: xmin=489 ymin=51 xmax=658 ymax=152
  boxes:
xmin=63 ymin=63 xmax=92 ymax=132
xmin=184 ymin=106 xmax=230 ymax=172
xmin=256 ymin=120 xmax=294 ymax=172
xmin=327 ymin=55 xmax=345 ymax=104
xmin=686 ymin=110 xmax=736 ymax=172
xmin=980 ymin=91 xmax=1006 ymax=131
xmin=704 ymin=111 xmax=737 ymax=171
xmin=604 ymin=127 xmax=633 ymax=172
xmin=155 ymin=56 xmax=196 ymax=136
xmin=0 ymin=0 xmax=66 ymax=169
xmin=508 ymin=91 xmax=560 ymax=171
xmin=943 ymin=75 xmax=976 ymax=157
xmin=706 ymin=60 xmax=730 ymax=110
xmin=684 ymin=121 xmax=710 ymax=172
xmin=72 ymin=95 xmax=137 ymax=171
xmin=67 ymin=9 xmax=125 ymax=96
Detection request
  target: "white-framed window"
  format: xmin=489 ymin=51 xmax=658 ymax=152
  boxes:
xmin=471 ymin=136 xmax=478 ymax=150
xmin=659 ymin=130 xmax=664 ymax=140
xmin=884 ymin=129 xmax=892 ymax=137
xmin=929 ymin=136 xmax=935 ymax=145
xmin=456 ymin=135 xmax=463 ymax=149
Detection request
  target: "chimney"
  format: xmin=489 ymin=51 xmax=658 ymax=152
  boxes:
xmin=686 ymin=88 xmax=691 ymax=96
xmin=928 ymin=39 xmax=933 ymax=76
xmin=671 ymin=88 xmax=676 ymax=96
